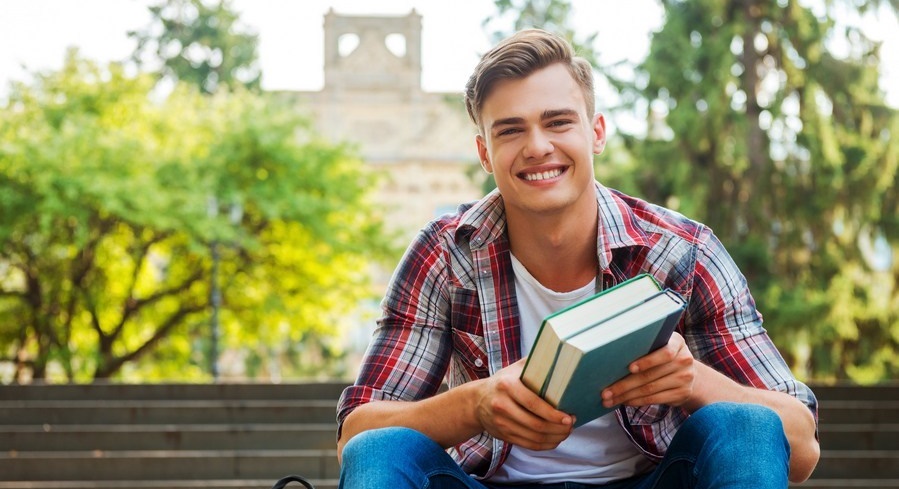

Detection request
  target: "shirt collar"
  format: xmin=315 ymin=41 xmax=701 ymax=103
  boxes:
xmin=455 ymin=189 xmax=506 ymax=250
xmin=453 ymin=184 xmax=651 ymax=263
xmin=594 ymin=183 xmax=651 ymax=271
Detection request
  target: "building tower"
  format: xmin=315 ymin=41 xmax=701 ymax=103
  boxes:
xmin=294 ymin=10 xmax=481 ymax=240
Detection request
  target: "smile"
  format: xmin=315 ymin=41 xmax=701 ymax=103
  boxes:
xmin=522 ymin=168 xmax=564 ymax=181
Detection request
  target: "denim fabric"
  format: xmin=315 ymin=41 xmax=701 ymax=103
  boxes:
xmin=338 ymin=402 xmax=790 ymax=489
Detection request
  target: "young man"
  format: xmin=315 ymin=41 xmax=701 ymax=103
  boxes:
xmin=336 ymin=29 xmax=819 ymax=488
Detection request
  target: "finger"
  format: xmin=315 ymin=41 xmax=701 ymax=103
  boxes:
xmin=514 ymin=384 xmax=575 ymax=427
xmin=506 ymin=410 xmax=573 ymax=449
xmin=505 ymin=389 xmax=574 ymax=437
xmin=616 ymin=334 xmax=693 ymax=395
xmin=488 ymin=398 xmax=571 ymax=449
xmin=605 ymin=373 xmax=678 ymax=406
xmin=603 ymin=358 xmax=694 ymax=408
xmin=615 ymin=384 xmax=692 ymax=408
xmin=604 ymin=358 xmax=679 ymax=399
xmin=629 ymin=332 xmax=686 ymax=374
xmin=499 ymin=359 xmax=575 ymax=427
xmin=483 ymin=376 xmax=573 ymax=443
xmin=486 ymin=359 xmax=574 ymax=448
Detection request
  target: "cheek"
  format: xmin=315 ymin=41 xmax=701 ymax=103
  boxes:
xmin=488 ymin=145 xmax=517 ymax=170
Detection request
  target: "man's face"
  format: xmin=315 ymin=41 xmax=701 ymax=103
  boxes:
xmin=475 ymin=63 xmax=606 ymax=220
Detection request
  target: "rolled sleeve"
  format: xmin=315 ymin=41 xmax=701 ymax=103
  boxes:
xmin=687 ymin=228 xmax=819 ymax=421
xmin=336 ymin=224 xmax=454 ymax=439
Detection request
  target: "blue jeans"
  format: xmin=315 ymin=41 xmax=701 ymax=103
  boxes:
xmin=338 ymin=402 xmax=790 ymax=488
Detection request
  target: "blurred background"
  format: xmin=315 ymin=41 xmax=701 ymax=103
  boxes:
xmin=1 ymin=0 xmax=897 ymax=385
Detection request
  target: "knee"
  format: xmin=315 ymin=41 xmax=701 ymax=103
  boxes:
xmin=672 ymin=403 xmax=790 ymax=486
xmin=694 ymin=402 xmax=783 ymax=436
xmin=688 ymin=402 xmax=789 ymax=455
xmin=342 ymin=426 xmax=436 ymax=464
xmin=340 ymin=427 xmax=450 ymax=487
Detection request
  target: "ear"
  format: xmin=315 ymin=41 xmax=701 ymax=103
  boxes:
xmin=476 ymin=134 xmax=493 ymax=173
xmin=592 ymin=113 xmax=607 ymax=155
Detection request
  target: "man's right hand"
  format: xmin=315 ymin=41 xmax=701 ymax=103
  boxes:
xmin=474 ymin=358 xmax=574 ymax=450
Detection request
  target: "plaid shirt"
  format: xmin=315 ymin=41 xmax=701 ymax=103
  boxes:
xmin=337 ymin=183 xmax=818 ymax=479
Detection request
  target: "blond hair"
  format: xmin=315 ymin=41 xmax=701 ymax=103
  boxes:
xmin=464 ymin=29 xmax=595 ymax=132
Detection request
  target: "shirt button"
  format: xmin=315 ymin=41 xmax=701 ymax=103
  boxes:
xmin=474 ymin=358 xmax=484 ymax=367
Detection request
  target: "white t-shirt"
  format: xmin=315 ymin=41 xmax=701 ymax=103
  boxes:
xmin=488 ymin=255 xmax=653 ymax=484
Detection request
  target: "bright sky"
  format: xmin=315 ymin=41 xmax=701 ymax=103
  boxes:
xmin=0 ymin=0 xmax=663 ymax=94
xmin=0 ymin=0 xmax=896 ymax=104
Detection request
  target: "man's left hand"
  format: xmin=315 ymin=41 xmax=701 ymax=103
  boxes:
xmin=600 ymin=332 xmax=696 ymax=410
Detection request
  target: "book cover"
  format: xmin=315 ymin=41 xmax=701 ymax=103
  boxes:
xmin=520 ymin=274 xmax=686 ymax=427
xmin=521 ymin=274 xmax=662 ymax=394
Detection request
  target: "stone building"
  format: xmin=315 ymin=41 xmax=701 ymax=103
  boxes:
xmin=277 ymin=10 xmax=485 ymax=375
xmin=289 ymin=9 xmax=484 ymax=242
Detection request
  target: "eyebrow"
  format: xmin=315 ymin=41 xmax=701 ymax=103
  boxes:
xmin=489 ymin=108 xmax=581 ymax=132
xmin=542 ymin=108 xmax=580 ymax=120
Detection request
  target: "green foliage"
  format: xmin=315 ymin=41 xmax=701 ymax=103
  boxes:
xmin=484 ymin=0 xmax=599 ymax=65
xmin=0 ymin=52 xmax=392 ymax=382
xmin=129 ymin=0 xmax=261 ymax=94
xmin=485 ymin=0 xmax=899 ymax=381
xmin=618 ymin=0 xmax=899 ymax=382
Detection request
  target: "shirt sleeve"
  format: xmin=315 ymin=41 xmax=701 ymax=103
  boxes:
xmin=685 ymin=227 xmax=819 ymax=420
xmin=336 ymin=223 xmax=454 ymax=440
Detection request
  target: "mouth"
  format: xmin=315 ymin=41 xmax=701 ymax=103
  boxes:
xmin=520 ymin=167 xmax=565 ymax=182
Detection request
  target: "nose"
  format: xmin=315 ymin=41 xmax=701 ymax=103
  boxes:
xmin=523 ymin=129 xmax=554 ymax=159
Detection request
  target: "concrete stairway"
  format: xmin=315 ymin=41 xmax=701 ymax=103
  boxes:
xmin=803 ymin=384 xmax=899 ymax=488
xmin=0 ymin=383 xmax=346 ymax=489
xmin=1 ymin=382 xmax=897 ymax=488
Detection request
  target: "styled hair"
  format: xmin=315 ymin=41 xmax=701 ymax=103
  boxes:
xmin=464 ymin=29 xmax=595 ymax=132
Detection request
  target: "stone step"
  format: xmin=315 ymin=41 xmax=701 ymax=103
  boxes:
xmin=812 ymin=384 xmax=899 ymax=401
xmin=0 ymin=400 xmax=337 ymax=425
xmin=5 ymin=398 xmax=894 ymax=423
xmin=6 ymin=400 xmax=894 ymax=426
xmin=6 ymin=422 xmax=896 ymax=453
xmin=13 ymin=382 xmax=886 ymax=402
xmin=817 ymin=401 xmax=899 ymax=424
xmin=0 ymin=449 xmax=340 ymax=481
xmin=812 ymin=451 xmax=899 ymax=478
xmin=0 ymin=383 xmax=349 ymax=402
xmin=0 ymin=424 xmax=336 ymax=451
xmin=0 ymin=480 xmax=338 ymax=489
xmin=819 ymin=424 xmax=899 ymax=450
xmin=1 ymin=383 xmax=895 ymax=486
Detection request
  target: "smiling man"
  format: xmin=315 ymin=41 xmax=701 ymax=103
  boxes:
xmin=336 ymin=29 xmax=819 ymax=489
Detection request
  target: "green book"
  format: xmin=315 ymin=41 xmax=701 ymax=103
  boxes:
xmin=520 ymin=274 xmax=686 ymax=427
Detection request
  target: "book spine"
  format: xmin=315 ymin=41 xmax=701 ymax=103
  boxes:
xmin=539 ymin=343 xmax=565 ymax=398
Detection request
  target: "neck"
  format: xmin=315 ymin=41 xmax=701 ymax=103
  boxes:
xmin=506 ymin=202 xmax=599 ymax=292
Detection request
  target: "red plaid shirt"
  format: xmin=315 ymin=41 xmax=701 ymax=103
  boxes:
xmin=337 ymin=183 xmax=818 ymax=479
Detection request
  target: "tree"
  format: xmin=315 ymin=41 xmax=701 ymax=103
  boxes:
xmin=484 ymin=0 xmax=599 ymax=66
xmin=616 ymin=0 xmax=899 ymax=381
xmin=129 ymin=0 xmax=261 ymax=94
xmin=0 ymin=52 xmax=392 ymax=382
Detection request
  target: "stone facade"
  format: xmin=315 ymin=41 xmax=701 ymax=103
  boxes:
xmin=286 ymin=9 xmax=484 ymax=242
xmin=275 ymin=10 xmax=486 ymax=374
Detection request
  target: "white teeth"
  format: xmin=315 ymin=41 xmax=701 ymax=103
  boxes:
xmin=523 ymin=168 xmax=563 ymax=181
